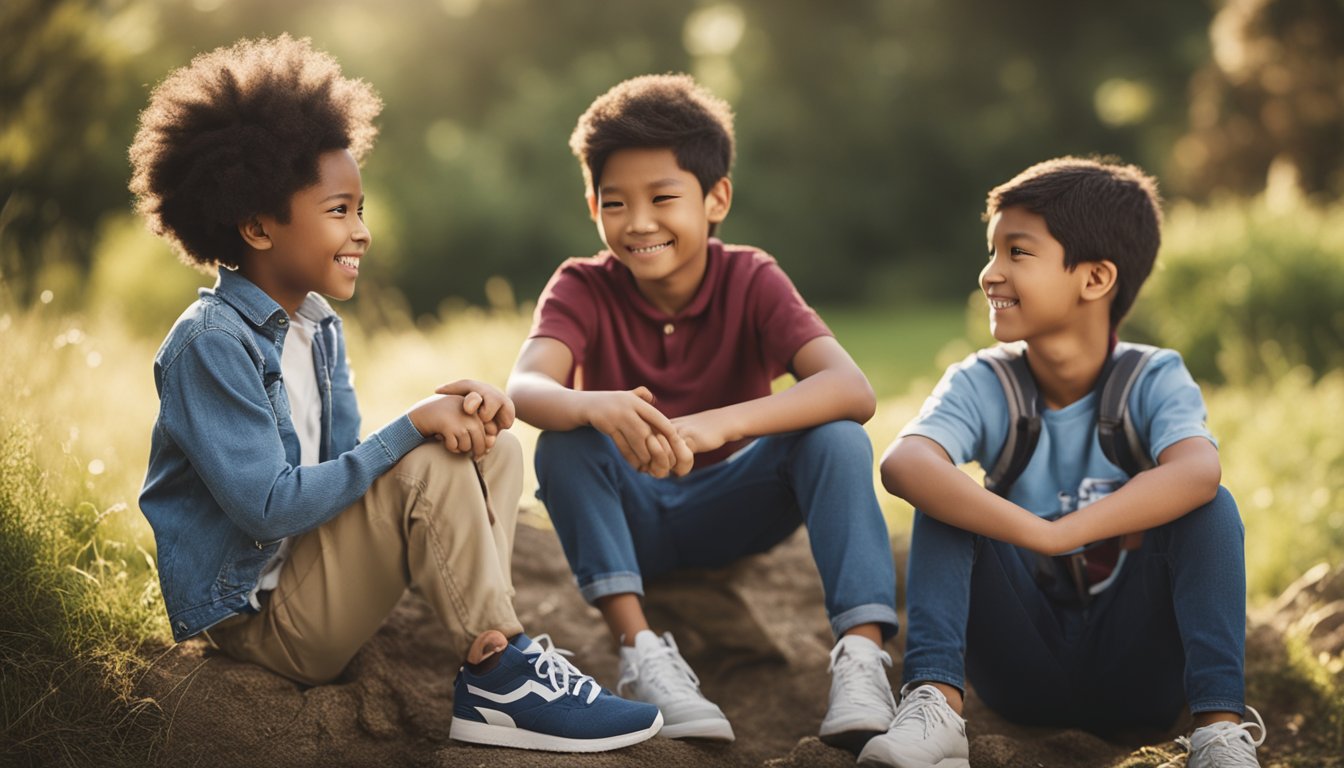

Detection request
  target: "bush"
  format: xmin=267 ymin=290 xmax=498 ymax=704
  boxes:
xmin=1126 ymin=195 xmax=1344 ymax=385
xmin=1207 ymin=366 xmax=1344 ymax=600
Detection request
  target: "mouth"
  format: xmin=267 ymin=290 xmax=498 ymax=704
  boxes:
xmin=335 ymin=254 xmax=361 ymax=273
xmin=626 ymin=240 xmax=672 ymax=256
xmin=987 ymin=296 xmax=1019 ymax=310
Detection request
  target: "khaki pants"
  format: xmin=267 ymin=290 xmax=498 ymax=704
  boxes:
xmin=208 ymin=432 xmax=525 ymax=685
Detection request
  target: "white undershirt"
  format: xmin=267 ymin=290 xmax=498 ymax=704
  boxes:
xmin=248 ymin=314 xmax=321 ymax=609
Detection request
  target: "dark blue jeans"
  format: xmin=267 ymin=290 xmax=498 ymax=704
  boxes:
xmin=902 ymin=486 xmax=1246 ymax=729
xmin=535 ymin=422 xmax=899 ymax=640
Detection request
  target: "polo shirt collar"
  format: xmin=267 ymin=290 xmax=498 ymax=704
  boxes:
xmin=208 ymin=268 xmax=336 ymax=328
xmin=622 ymin=238 xmax=725 ymax=322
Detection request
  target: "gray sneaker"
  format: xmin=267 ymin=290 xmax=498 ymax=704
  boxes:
xmin=819 ymin=634 xmax=897 ymax=751
xmin=1175 ymin=707 xmax=1265 ymax=768
xmin=617 ymin=630 xmax=734 ymax=741
xmin=857 ymin=683 xmax=969 ymax=768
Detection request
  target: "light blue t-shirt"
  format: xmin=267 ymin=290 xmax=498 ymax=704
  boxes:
xmin=899 ymin=346 xmax=1215 ymax=519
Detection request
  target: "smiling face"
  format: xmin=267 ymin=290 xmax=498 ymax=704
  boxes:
xmin=588 ymin=147 xmax=731 ymax=315
xmin=243 ymin=149 xmax=370 ymax=314
xmin=979 ymin=205 xmax=1091 ymax=344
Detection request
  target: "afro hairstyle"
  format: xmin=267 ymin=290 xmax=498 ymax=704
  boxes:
xmin=129 ymin=34 xmax=382 ymax=269
xmin=569 ymin=73 xmax=735 ymax=202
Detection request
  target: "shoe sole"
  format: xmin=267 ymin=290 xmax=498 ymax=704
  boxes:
xmin=449 ymin=712 xmax=663 ymax=752
xmin=659 ymin=717 xmax=736 ymax=742
xmin=819 ymin=727 xmax=885 ymax=753
xmin=856 ymin=753 xmax=969 ymax=768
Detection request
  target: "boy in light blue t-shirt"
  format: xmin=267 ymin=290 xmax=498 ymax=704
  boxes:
xmin=864 ymin=158 xmax=1264 ymax=768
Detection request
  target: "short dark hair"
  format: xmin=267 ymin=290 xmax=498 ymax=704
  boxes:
xmin=570 ymin=73 xmax=735 ymax=202
xmin=129 ymin=35 xmax=382 ymax=269
xmin=985 ymin=156 xmax=1163 ymax=328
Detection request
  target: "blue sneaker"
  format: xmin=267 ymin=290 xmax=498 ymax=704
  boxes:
xmin=450 ymin=633 xmax=663 ymax=752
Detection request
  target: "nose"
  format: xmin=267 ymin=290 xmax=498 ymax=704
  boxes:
xmin=979 ymin=256 xmax=1003 ymax=291
xmin=626 ymin=204 xmax=658 ymax=234
xmin=352 ymin=216 xmax=371 ymax=247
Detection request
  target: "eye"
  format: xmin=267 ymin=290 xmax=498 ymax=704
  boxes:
xmin=653 ymin=195 xmax=678 ymax=203
xmin=1010 ymin=246 xmax=1032 ymax=257
xmin=329 ymin=204 xmax=347 ymax=215
xmin=356 ymin=205 xmax=365 ymax=219
xmin=600 ymin=200 xmax=624 ymax=210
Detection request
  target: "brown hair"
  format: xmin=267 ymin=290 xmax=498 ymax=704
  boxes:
xmin=985 ymin=156 xmax=1163 ymax=327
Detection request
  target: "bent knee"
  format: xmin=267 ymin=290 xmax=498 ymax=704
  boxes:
xmin=794 ymin=420 xmax=873 ymax=459
xmin=535 ymin=427 xmax=614 ymax=470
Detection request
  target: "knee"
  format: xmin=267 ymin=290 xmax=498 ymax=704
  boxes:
xmin=394 ymin=441 xmax=468 ymax=479
xmin=488 ymin=429 xmax=523 ymax=471
xmin=793 ymin=420 xmax=874 ymax=463
xmin=1167 ymin=485 xmax=1243 ymax=538
xmin=535 ymin=427 xmax=612 ymax=474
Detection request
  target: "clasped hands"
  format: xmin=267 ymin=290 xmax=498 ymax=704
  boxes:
xmin=585 ymin=386 xmax=732 ymax=479
xmin=407 ymin=379 xmax=514 ymax=459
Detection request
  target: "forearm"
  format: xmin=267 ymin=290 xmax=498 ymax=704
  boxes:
xmin=708 ymin=367 xmax=876 ymax=442
xmin=506 ymin=371 xmax=592 ymax=431
xmin=882 ymin=437 xmax=1054 ymax=552
xmin=1051 ymin=450 xmax=1221 ymax=551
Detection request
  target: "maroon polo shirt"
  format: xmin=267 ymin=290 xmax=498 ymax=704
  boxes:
xmin=529 ymin=238 xmax=832 ymax=468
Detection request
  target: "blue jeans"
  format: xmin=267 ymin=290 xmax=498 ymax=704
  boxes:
xmin=903 ymin=486 xmax=1246 ymax=728
xmin=535 ymin=422 xmax=899 ymax=640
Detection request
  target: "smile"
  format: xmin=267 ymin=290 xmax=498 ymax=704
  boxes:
xmin=335 ymin=254 xmax=361 ymax=272
xmin=627 ymin=241 xmax=672 ymax=255
xmin=988 ymin=297 xmax=1018 ymax=310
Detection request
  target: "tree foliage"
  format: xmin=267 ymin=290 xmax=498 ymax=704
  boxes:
xmin=4 ymin=0 xmax=1339 ymax=315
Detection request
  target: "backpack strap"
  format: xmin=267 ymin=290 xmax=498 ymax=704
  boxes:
xmin=1097 ymin=343 xmax=1159 ymax=476
xmin=978 ymin=343 xmax=1041 ymax=497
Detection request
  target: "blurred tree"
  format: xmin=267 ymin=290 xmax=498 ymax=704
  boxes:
xmin=1172 ymin=0 xmax=1344 ymax=199
xmin=3 ymin=0 xmax=1227 ymax=316
xmin=0 ymin=0 xmax=145 ymax=303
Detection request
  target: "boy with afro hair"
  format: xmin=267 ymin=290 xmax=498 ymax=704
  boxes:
xmin=132 ymin=35 xmax=661 ymax=753
xmin=506 ymin=73 xmax=900 ymax=747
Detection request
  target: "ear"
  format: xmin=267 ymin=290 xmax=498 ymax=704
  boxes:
xmin=585 ymin=192 xmax=599 ymax=222
xmin=238 ymin=216 xmax=273 ymax=250
xmin=1080 ymin=259 xmax=1118 ymax=302
xmin=704 ymin=176 xmax=732 ymax=223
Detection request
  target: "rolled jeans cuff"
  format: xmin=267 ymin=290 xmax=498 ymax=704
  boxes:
xmin=901 ymin=667 xmax=966 ymax=693
xmin=831 ymin=603 xmax=901 ymax=641
xmin=1189 ymin=697 xmax=1247 ymax=716
xmin=578 ymin=571 xmax=645 ymax=605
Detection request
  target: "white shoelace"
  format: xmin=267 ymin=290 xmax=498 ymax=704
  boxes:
xmin=528 ymin=634 xmax=601 ymax=704
xmin=893 ymin=685 xmax=960 ymax=737
xmin=1163 ymin=707 xmax=1266 ymax=768
xmin=828 ymin=640 xmax=895 ymax=710
xmin=618 ymin=633 xmax=702 ymax=699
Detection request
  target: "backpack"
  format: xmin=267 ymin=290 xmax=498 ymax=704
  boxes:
xmin=976 ymin=341 xmax=1160 ymax=605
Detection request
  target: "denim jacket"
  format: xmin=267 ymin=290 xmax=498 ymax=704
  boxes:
xmin=140 ymin=269 xmax=425 ymax=641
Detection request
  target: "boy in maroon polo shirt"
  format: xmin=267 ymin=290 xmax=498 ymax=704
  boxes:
xmin=506 ymin=74 xmax=899 ymax=748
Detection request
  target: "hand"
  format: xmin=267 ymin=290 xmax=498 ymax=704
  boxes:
xmin=670 ymin=410 xmax=734 ymax=457
xmin=582 ymin=388 xmax=694 ymax=478
xmin=434 ymin=379 xmax=515 ymax=433
xmin=407 ymin=394 xmax=493 ymax=459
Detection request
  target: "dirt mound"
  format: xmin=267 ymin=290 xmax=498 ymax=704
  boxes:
xmin=138 ymin=514 xmax=1343 ymax=767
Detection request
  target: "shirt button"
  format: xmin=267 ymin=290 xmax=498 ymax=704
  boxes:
xmin=277 ymin=317 xmax=288 ymax=326
xmin=663 ymin=323 xmax=675 ymax=335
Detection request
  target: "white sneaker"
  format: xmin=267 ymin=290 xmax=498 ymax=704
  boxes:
xmin=819 ymin=635 xmax=898 ymax=751
xmin=857 ymin=683 xmax=969 ymax=768
xmin=1172 ymin=707 xmax=1265 ymax=768
xmin=617 ymin=630 xmax=734 ymax=741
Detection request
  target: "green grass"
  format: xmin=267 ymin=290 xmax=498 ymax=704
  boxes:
xmin=818 ymin=301 xmax=972 ymax=400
